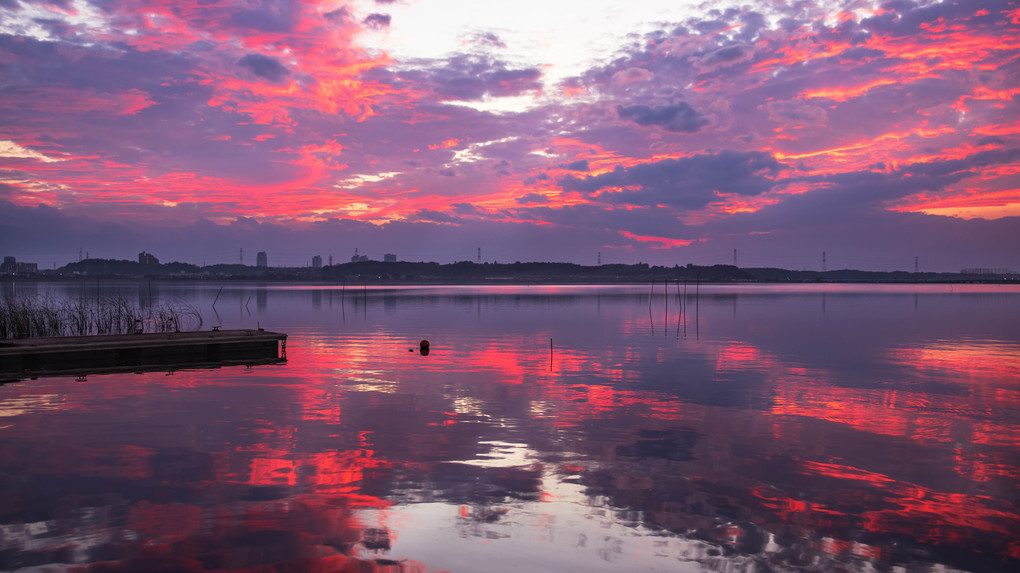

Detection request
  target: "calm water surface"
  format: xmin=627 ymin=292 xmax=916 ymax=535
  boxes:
xmin=1 ymin=282 xmax=1019 ymax=572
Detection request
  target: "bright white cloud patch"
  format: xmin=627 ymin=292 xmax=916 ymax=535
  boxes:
xmin=0 ymin=140 xmax=60 ymax=163
xmin=355 ymin=0 xmax=709 ymax=84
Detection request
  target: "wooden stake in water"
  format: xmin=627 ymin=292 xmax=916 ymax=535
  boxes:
xmin=549 ymin=338 xmax=553 ymax=371
xmin=664 ymin=278 xmax=668 ymax=335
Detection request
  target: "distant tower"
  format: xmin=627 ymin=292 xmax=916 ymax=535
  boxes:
xmin=822 ymin=251 xmax=827 ymax=272
xmin=329 ymin=255 xmax=333 ymax=266
xmin=240 ymin=248 xmax=243 ymax=265
xmin=598 ymin=251 xmax=601 ymax=265
xmin=256 ymin=251 xmax=268 ymax=268
xmin=477 ymin=247 xmax=481 ymax=263
xmin=733 ymin=249 xmax=737 ymax=267
xmin=312 ymin=255 xmax=322 ymax=269
xmin=79 ymin=248 xmax=82 ymax=262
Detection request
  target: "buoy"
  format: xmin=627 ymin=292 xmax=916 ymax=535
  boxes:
xmin=419 ymin=339 xmax=430 ymax=355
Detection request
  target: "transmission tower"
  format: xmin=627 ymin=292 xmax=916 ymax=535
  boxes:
xmin=477 ymin=247 xmax=481 ymax=263
xmin=733 ymin=249 xmax=737 ymax=267
xmin=915 ymin=256 xmax=919 ymax=273
xmin=822 ymin=251 xmax=827 ymax=272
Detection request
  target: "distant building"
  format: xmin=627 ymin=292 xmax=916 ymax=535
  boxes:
xmin=256 ymin=251 xmax=268 ymax=268
xmin=384 ymin=253 xmax=397 ymax=263
xmin=351 ymin=248 xmax=368 ymax=263
xmin=1 ymin=256 xmax=38 ymax=275
xmin=312 ymin=255 xmax=322 ymax=269
xmin=138 ymin=251 xmax=159 ymax=265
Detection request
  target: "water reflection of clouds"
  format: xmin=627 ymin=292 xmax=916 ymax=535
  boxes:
xmin=889 ymin=339 xmax=1020 ymax=382
xmin=0 ymin=393 xmax=64 ymax=417
xmin=1 ymin=284 xmax=1019 ymax=571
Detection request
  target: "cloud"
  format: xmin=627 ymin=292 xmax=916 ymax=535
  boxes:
xmin=611 ymin=67 xmax=654 ymax=85
xmin=323 ymin=6 xmax=353 ymax=23
xmin=404 ymin=54 xmax=542 ymax=101
xmin=238 ymin=54 xmax=290 ymax=82
xmin=363 ymin=13 xmax=391 ymax=30
xmin=617 ymin=103 xmax=709 ymax=133
xmin=561 ymin=159 xmax=589 ymax=172
xmin=1 ymin=0 xmax=1019 ymax=272
xmin=560 ymin=151 xmax=781 ymax=209
xmin=516 ymin=193 xmax=549 ymax=205
xmin=695 ymin=44 xmax=754 ymax=71
xmin=470 ymin=32 xmax=507 ymax=49
xmin=762 ymin=101 xmax=828 ymax=126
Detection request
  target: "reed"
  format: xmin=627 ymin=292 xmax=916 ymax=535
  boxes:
xmin=0 ymin=295 xmax=202 ymax=339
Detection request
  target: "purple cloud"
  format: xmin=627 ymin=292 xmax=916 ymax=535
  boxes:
xmin=239 ymin=53 xmax=290 ymax=82
xmin=363 ymin=13 xmax=391 ymax=30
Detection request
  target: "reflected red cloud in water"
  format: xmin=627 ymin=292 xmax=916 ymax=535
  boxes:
xmin=1 ymin=319 xmax=1019 ymax=568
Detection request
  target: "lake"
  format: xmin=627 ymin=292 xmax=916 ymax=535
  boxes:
xmin=1 ymin=282 xmax=1018 ymax=572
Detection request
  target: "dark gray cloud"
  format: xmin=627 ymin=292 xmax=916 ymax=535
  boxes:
xmin=516 ymin=193 xmax=549 ymax=205
xmin=238 ymin=53 xmax=290 ymax=82
xmin=20 ymin=0 xmax=74 ymax=9
xmin=402 ymin=54 xmax=542 ymax=100
xmin=560 ymin=151 xmax=781 ymax=209
xmin=408 ymin=209 xmax=461 ymax=224
xmin=617 ymin=103 xmax=708 ymax=133
xmin=323 ymin=6 xmax=353 ymax=23
xmin=363 ymin=13 xmax=391 ymax=30
xmin=226 ymin=0 xmax=299 ymax=33
xmin=697 ymin=45 xmax=753 ymax=70
xmin=562 ymin=159 xmax=589 ymax=172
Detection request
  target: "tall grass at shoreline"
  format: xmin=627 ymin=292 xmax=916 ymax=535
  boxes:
xmin=0 ymin=295 xmax=202 ymax=339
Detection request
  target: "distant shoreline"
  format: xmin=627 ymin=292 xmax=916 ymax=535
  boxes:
xmin=2 ymin=258 xmax=1016 ymax=285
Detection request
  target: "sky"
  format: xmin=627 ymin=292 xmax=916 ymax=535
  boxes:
xmin=1 ymin=0 xmax=1018 ymax=271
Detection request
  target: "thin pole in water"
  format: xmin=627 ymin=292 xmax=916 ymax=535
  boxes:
xmin=664 ymin=278 xmax=668 ymax=335
xmin=676 ymin=279 xmax=682 ymax=318
xmin=549 ymin=338 xmax=553 ymax=371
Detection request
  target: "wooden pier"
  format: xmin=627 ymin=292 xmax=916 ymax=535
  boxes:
xmin=0 ymin=329 xmax=286 ymax=382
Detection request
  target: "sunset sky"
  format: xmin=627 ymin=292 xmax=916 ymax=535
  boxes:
xmin=1 ymin=0 xmax=1018 ymax=270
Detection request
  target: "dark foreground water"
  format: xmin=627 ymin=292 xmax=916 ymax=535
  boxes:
xmin=1 ymin=282 xmax=1018 ymax=572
